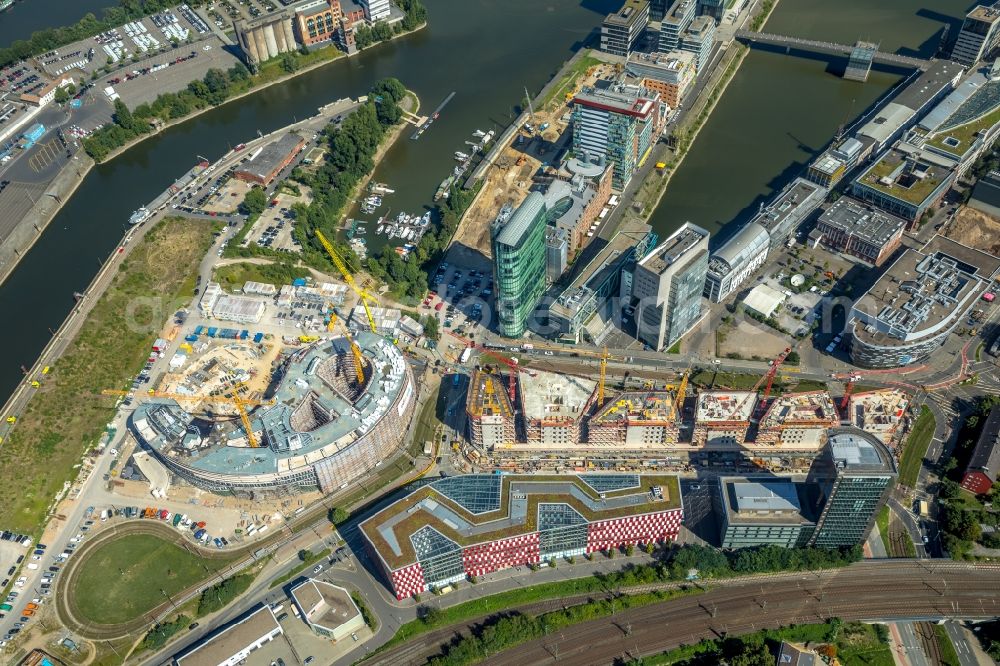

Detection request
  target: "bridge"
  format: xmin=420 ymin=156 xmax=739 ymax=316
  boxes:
xmin=735 ymin=30 xmax=931 ymax=70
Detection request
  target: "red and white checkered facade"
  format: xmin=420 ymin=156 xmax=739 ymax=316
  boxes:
xmin=585 ymin=508 xmax=683 ymax=553
xmin=389 ymin=562 xmax=427 ymax=600
xmin=383 ymin=507 xmax=684 ymax=599
xmin=462 ymin=532 xmax=541 ymax=577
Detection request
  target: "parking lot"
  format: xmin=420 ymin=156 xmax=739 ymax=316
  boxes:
xmin=423 ymin=260 xmax=495 ymax=336
xmin=102 ymin=35 xmax=241 ymax=109
xmin=37 ymin=7 xmax=213 ymax=82
xmin=243 ymin=187 xmax=313 ymax=253
xmin=203 ymin=0 xmax=280 ymax=31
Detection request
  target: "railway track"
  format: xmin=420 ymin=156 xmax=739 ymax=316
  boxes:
xmin=365 ymin=561 xmax=1000 ymax=666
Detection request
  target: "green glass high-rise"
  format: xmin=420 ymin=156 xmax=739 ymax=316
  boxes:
xmin=809 ymin=428 xmax=896 ymax=548
xmin=493 ymin=192 xmax=548 ymax=337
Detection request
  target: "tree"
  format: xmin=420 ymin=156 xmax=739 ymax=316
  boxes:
xmin=241 ymin=187 xmax=268 ymax=216
xmin=328 ymin=506 xmax=349 ymax=525
xmin=54 ymin=86 xmax=69 ymax=104
xmin=281 ymin=52 xmax=299 ymax=74
xmin=297 ymin=548 xmax=311 ymax=562
xmin=113 ymin=98 xmax=136 ymax=131
xmin=371 ymin=77 xmax=406 ymax=104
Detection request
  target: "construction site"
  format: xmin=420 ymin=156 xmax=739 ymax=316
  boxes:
xmin=846 ymin=389 xmax=911 ymax=445
xmin=449 ymin=55 xmax=618 ymax=257
xmin=459 ymin=344 xmax=871 ymax=473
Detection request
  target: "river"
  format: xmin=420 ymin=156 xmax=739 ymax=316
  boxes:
xmin=0 ymin=0 xmax=110 ymax=48
xmin=648 ymin=0 xmax=969 ymax=241
xmin=0 ymin=0 xmax=973 ymax=401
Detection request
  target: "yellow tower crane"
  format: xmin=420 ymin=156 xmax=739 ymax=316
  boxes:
xmin=671 ymin=371 xmax=689 ymax=421
xmin=597 ymin=347 xmax=609 ymax=407
xmin=315 ymin=229 xmax=379 ymax=335
xmin=327 ymin=312 xmax=366 ymax=385
xmin=100 ymin=387 xmax=273 ymax=448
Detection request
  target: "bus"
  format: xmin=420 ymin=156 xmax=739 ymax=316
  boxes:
xmin=459 ymin=347 xmax=472 ymax=364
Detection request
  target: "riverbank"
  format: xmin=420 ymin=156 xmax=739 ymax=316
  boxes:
xmin=626 ymin=0 xmax=780 ymax=226
xmin=97 ymin=22 xmax=427 ymax=166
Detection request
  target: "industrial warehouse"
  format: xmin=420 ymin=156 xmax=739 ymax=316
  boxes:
xmin=360 ymin=473 xmax=683 ymax=599
xmin=129 ymin=332 xmax=414 ymax=494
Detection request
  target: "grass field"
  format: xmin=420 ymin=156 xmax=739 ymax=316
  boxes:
xmin=74 ymin=533 xmax=234 ymax=625
xmin=899 ymin=405 xmax=936 ymax=488
xmin=540 ymin=51 xmax=604 ymax=111
xmin=0 ymin=217 xmax=217 ymax=533
xmin=212 ymin=260 xmax=311 ymax=291
xmin=876 ymin=506 xmax=892 ymax=554
xmin=644 ymin=620 xmax=893 ymax=665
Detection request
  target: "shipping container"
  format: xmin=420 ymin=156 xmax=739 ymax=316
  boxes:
xmin=253 ymin=332 xmax=264 ymax=344
xmin=207 ymin=327 xmax=218 ymax=337
xmin=184 ymin=334 xmax=198 ymax=342
xmin=239 ymin=330 xmax=249 ymax=339
xmin=194 ymin=325 xmax=204 ymax=335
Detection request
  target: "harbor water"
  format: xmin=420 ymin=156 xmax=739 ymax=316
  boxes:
xmin=0 ymin=0 xmax=975 ymax=401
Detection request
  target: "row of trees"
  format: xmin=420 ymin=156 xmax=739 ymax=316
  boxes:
xmin=0 ymin=0 xmax=208 ymax=69
xmin=197 ymin=573 xmax=255 ymax=616
xmin=936 ymin=394 xmax=1000 ymax=558
xmin=285 ymin=78 xmax=406 ymax=275
xmin=142 ymin=613 xmax=191 ymax=650
xmin=83 ymin=62 xmax=253 ymax=161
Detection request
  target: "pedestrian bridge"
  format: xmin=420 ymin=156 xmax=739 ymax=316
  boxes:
xmin=734 ymin=30 xmax=931 ymax=70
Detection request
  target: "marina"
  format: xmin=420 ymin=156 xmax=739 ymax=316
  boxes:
xmin=436 ymin=128 xmax=494 ymax=200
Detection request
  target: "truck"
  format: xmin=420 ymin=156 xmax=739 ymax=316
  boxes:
xmin=458 ymin=347 xmax=472 ymax=364
xmin=918 ymin=500 xmax=929 ymax=517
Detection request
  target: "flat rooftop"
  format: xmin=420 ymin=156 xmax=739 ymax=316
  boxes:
xmin=857 ymin=147 xmax=953 ymax=205
xmin=827 ymin=427 xmax=896 ymax=473
xmin=923 ymin=234 xmax=1000 ymax=279
xmin=759 ymin=391 xmax=838 ymax=429
xmin=549 ymin=218 xmax=652 ymax=321
xmin=591 ymin=390 xmax=677 ymax=424
xmin=133 ymin=332 xmax=409 ymax=476
xmin=817 ymin=196 xmax=907 ymax=246
xmin=852 ymin=247 xmax=983 ymax=346
xmin=574 ymin=85 xmax=657 ymax=119
xmin=238 ymin=132 xmax=304 ymax=181
xmin=604 ymin=0 xmax=649 ymax=27
xmin=361 ymin=474 xmax=682 ymax=571
xmin=290 ymin=579 xmax=360 ymax=634
xmin=639 ymin=223 xmax=709 ymax=275
xmin=175 ymin=605 xmax=279 ymax=666
xmin=892 ymin=59 xmax=963 ymax=113
xmin=967 ymin=4 xmax=1000 ymax=23
xmin=519 ymin=369 xmax=596 ymax=423
xmin=750 ymin=178 xmax=825 ymax=235
xmin=696 ymin=391 xmax=756 ymax=423
xmin=720 ymin=476 xmax=820 ymax=526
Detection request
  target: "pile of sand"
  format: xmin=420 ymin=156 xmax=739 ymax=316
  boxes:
xmin=945 ymin=206 xmax=1000 ymax=256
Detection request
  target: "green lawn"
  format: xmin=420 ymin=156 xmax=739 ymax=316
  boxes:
xmin=74 ymin=533 xmax=234 ymax=625
xmin=899 ymin=405 xmax=936 ymax=488
xmin=934 ymin=624 xmax=962 ymax=666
